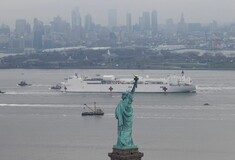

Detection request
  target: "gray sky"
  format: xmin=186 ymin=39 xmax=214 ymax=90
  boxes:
xmin=1 ymin=0 xmax=235 ymax=28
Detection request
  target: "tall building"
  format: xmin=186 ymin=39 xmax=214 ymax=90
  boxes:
xmin=71 ymin=7 xmax=82 ymax=29
xmin=15 ymin=19 xmax=28 ymax=35
xmin=108 ymin=9 xmax=117 ymax=29
xmin=166 ymin=18 xmax=176 ymax=34
xmin=139 ymin=16 xmax=144 ymax=31
xmin=84 ymin=14 xmax=93 ymax=31
xmin=188 ymin=23 xmax=202 ymax=32
xmin=0 ymin=24 xmax=10 ymax=51
xmin=140 ymin=12 xmax=150 ymax=31
xmin=33 ymin=18 xmax=44 ymax=49
xmin=0 ymin=24 xmax=10 ymax=36
xmin=151 ymin=10 xmax=158 ymax=35
xmin=126 ymin=13 xmax=132 ymax=32
xmin=177 ymin=13 xmax=187 ymax=36
xmin=51 ymin=16 xmax=70 ymax=34
xmin=210 ymin=20 xmax=218 ymax=33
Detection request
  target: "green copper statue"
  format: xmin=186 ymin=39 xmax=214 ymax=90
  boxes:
xmin=113 ymin=75 xmax=139 ymax=149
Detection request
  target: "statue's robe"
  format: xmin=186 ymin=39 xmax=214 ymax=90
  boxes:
xmin=115 ymin=94 xmax=134 ymax=147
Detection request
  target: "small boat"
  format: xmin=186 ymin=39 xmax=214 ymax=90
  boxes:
xmin=50 ymin=84 xmax=62 ymax=90
xmin=0 ymin=90 xmax=5 ymax=94
xmin=18 ymin=80 xmax=31 ymax=86
xmin=82 ymin=102 xmax=104 ymax=116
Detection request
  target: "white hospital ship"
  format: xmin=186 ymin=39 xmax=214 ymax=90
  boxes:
xmin=61 ymin=71 xmax=196 ymax=93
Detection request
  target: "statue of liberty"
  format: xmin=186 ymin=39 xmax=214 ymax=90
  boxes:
xmin=113 ymin=75 xmax=139 ymax=149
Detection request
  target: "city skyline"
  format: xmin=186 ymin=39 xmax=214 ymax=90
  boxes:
xmin=1 ymin=0 xmax=235 ymax=28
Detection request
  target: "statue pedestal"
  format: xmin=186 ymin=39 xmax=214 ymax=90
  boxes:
xmin=108 ymin=148 xmax=144 ymax=160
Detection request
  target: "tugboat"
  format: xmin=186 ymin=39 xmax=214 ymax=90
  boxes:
xmin=18 ymin=80 xmax=31 ymax=86
xmin=50 ymin=84 xmax=62 ymax=90
xmin=82 ymin=102 xmax=104 ymax=116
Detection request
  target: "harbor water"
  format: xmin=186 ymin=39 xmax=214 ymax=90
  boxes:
xmin=0 ymin=69 xmax=235 ymax=160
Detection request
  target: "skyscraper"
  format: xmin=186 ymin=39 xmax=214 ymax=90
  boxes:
xmin=0 ymin=24 xmax=10 ymax=36
xmin=15 ymin=19 xmax=28 ymax=35
xmin=177 ymin=13 xmax=187 ymax=36
xmin=151 ymin=10 xmax=158 ymax=35
xmin=108 ymin=9 xmax=117 ymax=29
xmin=85 ymin=14 xmax=93 ymax=31
xmin=210 ymin=20 xmax=218 ymax=33
xmin=126 ymin=13 xmax=132 ymax=32
xmin=138 ymin=12 xmax=151 ymax=31
xmin=71 ymin=7 xmax=82 ymax=29
xmin=166 ymin=18 xmax=176 ymax=34
xmin=33 ymin=18 xmax=44 ymax=49
xmin=51 ymin=16 xmax=70 ymax=35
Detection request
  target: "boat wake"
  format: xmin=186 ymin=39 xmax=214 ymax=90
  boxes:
xmin=31 ymin=84 xmax=51 ymax=87
xmin=0 ymin=103 xmax=80 ymax=107
xmin=3 ymin=91 xmax=62 ymax=95
xmin=135 ymin=114 xmax=235 ymax=121
xmin=197 ymin=86 xmax=235 ymax=92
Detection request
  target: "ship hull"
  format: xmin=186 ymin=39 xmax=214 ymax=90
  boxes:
xmin=81 ymin=112 xmax=104 ymax=116
xmin=63 ymin=80 xmax=196 ymax=93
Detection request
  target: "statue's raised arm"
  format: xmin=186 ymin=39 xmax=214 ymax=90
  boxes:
xmin=131 ymin=75 xmax=139 ymax=95
xmin=130 ymin=75 xmax=139 ymax=95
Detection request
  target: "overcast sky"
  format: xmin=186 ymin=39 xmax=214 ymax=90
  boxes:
xmin=1 ymin=0 xmax=235 ymax=28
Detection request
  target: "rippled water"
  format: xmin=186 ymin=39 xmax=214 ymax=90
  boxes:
xmin=0 ymin=69 xmax=235 ymax=160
